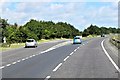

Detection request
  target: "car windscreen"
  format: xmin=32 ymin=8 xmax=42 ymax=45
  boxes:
xmin=74 ymin=37 xmax=80 ymax=39
xmin=27 ymin=40 xmax=34 ymax=42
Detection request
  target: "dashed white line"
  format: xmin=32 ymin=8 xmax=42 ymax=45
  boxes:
xmin=22 ymin=58 xmax=26 ymax=61
xmin=77 ymin=47 xmax=79 ymax=49
xmin=29 ymin=55 xmax=33 ymax=58
xmin=64 ymin=56 xmax=69 ymax=61
xmin=25 ymin=57 xmax=29 ymax=60
xmin=53 ymin=63 xmax=62 ymax=72
xmin=41 ymin=51 xmax=46 ymax=54
xmin=32 ymin=55 xmax=35 ymax=57
xmin=12 ymin=62 xmax=17 ymax=65
xmin=74 ymin=49 xmax=77 ymax=52
xmin=70 ymin=52 xmax=74 ymax=55
xmin=17 ymin=60 xmax=21 ymax=63
xmin=35 ymin=54 xmax=39 ymax=56
xmin=0 ymin=66 xmax=5 ymax=69
xmin=6 ymin=64 xmax=11 ymax=67
xmin=101 ymin=39 xmax=120 ymax=73
xmin=45 ymin=76 xmax=51 ymax=79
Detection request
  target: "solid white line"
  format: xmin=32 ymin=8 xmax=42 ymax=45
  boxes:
xmin=6 ymin=64 xmax=11 ymax=67
xmin=101 ymin=39 xmax=120 ymax=73
xmin=0 ymin=66 xmax=5 ymax=69
xmin=64 ymin=56 xmax=69 ymax=61
xmin=53 ymin=63 xmax=62 ymax=72
xmin=70 ymin=52 xmax=74 ymax=55
xmin=12 ymin=62 xmax=17 ymax=65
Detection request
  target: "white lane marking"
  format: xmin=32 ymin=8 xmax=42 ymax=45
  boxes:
xmin=64 ymin=56 xmax=69 ymax=61
xmin=17 ymin=60 xmax=21 ymax=63
xmin=32 ymin=55 xmax=35 ymax=57
xmin=3 ymin=40 xmax=71 ymax=68
xmin=12 ymin=62 xmax=17 ymax=65
xmin=53 ymin=63 xmax=62 ymax=72
xmin=35 ymin=54 xmax=39 ymax=56
xmin=22 ymin=58 xmax=26 ymax=61
xmin=29 ymin=55 xmax=33 ymax=58
xmin=77 ymin=47 xmax=80 ymax=49
xmin=0 ymin=66 xmax=5 ymax=69
xmin=45 ymin=76 xmax=51 ymax=79
xmin=74 ymin=49 xmax=77 ymax=52
xmin=70 ymin=52 xmax=74 ymax=55
xmin=41 ymin=51 xmax=46 ymax=54
xmin=25 ymin=57 xmax=29 ymax=60
xmin=6 ymin=64 xmax=11 ymax=67
xmin=83 ymin=44 xmax=85 ymax=45
xmin=101 ymin=39 xmax=120 ymax=73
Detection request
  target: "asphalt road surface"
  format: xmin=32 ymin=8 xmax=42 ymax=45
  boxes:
xmin=1 ymin=37 xmax=119 ymax=80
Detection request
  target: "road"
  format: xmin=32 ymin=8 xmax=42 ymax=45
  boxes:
xmin=1 ymin=37 xmax=119 ymax=80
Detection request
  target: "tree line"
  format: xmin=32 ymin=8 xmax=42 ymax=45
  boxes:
xmin=0 ymin=17 xmax=119 ymax=44
xmin=82 ymin=24 xmax=120 ymax=37
xmin=0 ymin=18 xmax=80 ymax=43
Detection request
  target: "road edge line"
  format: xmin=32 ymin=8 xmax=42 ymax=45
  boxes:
xmin=101 ymin=39 xmax=120 ymax=73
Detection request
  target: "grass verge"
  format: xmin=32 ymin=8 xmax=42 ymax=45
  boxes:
xmin=0 ymin=38 xmax=70 ymax=52
xmin=110 ymin=34 xmax=120 ymax=49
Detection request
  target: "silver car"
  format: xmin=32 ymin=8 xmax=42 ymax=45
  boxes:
xmin=25 ymin=39 xmax=37 ymax=48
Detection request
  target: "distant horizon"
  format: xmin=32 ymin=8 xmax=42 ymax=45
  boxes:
xmin=1 ymin=18 xmax=118 ymax=32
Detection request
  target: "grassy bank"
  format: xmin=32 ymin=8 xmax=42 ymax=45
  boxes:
xmin=0 ymin=36 xmax=96 ymax=52
xmin=0 ymin=38 xmax=70 ymax=52
xmin=110 ymin=34 xmax=120 ymax=49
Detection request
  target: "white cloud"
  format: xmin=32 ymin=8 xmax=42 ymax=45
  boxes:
xmin=2 ymin=7 xmax=27 ymax=24
xmin=50 ymin=4 xmax=63 ymax=10
xmin=1 ymin=2 xmax=118 ymax=30
xmin=98 ymin=0 xmax=119 ymax=2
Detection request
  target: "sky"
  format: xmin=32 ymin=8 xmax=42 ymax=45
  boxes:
xmin=0 ymin=0 xmax=119 ymax=31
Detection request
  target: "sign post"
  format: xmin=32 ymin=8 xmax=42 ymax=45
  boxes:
xmin=3 ymin=37 xmax=6 ymax=43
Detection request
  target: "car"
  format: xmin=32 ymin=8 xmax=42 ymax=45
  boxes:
xmin=73 ymin=36 xmax=82 ymax=44
xmin=25 ymin=39 xmax=37 ymax=48
xmin=101 ymin=34 xmax=105 ymax=37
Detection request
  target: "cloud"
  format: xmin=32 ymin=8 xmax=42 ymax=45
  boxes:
xmin=50 ymin=3 xmax=63 ymax=10
xmin=1 ymin=2 xmax=118 ymax=31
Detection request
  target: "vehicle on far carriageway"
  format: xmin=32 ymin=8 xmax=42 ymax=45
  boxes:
xmin=25 ymin=39 xmax=38 ymax=48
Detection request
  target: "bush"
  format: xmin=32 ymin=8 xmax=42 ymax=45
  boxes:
xmin=1 ymin=43 xmax=11 ymax=47
xmin=110 ymin=38 xmax=120 ymax=49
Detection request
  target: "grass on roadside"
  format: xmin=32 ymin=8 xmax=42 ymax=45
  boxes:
xmin=0 ymin=38 xmax=69 ymax=52
xmin=112 ymin=34 xmax=120 ymax=40
xmin=110 ymin=34 xmax=120 ymax=49
xmin=0 ymin=36 xmax=96 ymax=52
